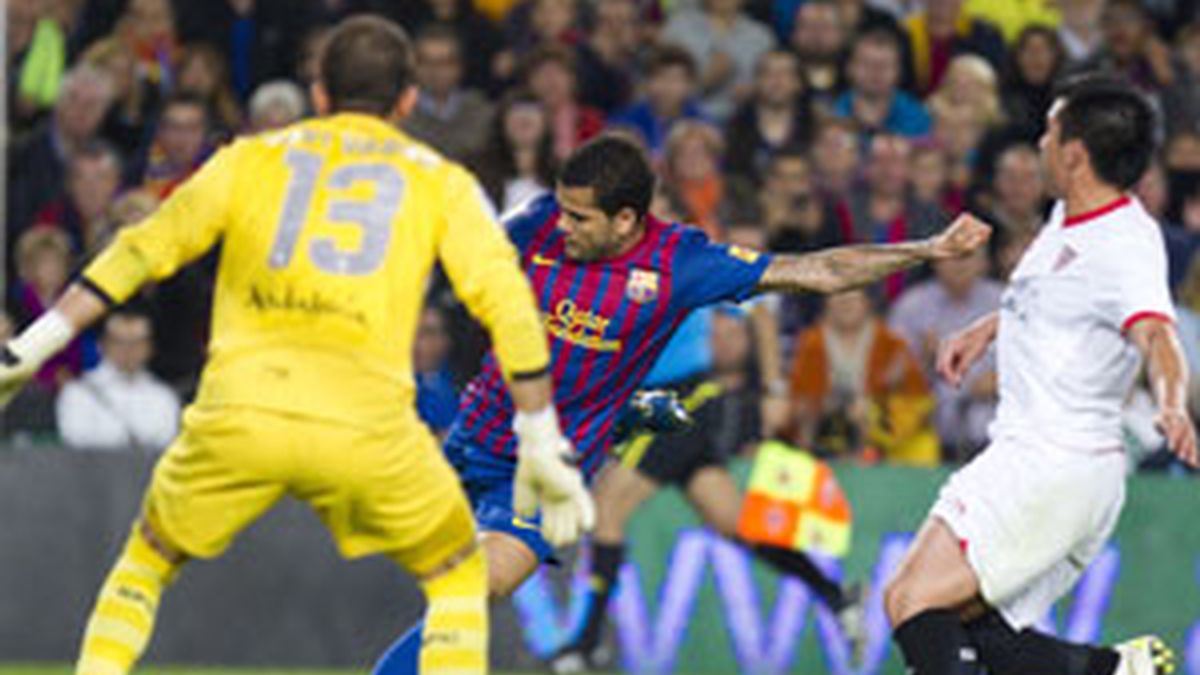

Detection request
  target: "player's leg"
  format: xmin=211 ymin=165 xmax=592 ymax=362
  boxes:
xmin=884 ymin=516 xmax=982 ymax=675
xmin=964 ymin=610 xmax=1123 ymax=675
xmin=552 ymin=461 xmax=661 ymax=671
xmin=75 ymin=520 xmax=185 ymax=675
xmin=76 ymin=407 xmax=287 ymax=675
xmin=684 ymin=465 xmax=849 ymax=611
xmin=306 ymin=419 xmax=491 ymax=675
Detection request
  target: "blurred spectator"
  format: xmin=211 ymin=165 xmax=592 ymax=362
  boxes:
xmin=810 ymin=117 xmax=860 ymax=203
xmin=1134 ymin=160 xmax=1199 ymax=291
xmin=521 ymin=45 xmax=604 ymax=161
xmin=504 ymin=0 xmax=583 ymax=54
xmin=889 ymin=249 xmax=1001 ymax=460
xmin=833 ymin=29 xmax=931 ymax=140
xmin=789 ymin=289 xmax=939 ymax=466
xmin=661 ymin=121 xmax=738 ymax=239
xmin=57 ymin=310 xmax=180 ymax=452
xmin=1057 ymin=0 xmax=1104 ymax=63
xmin=788 ymin=0 xmax=848 ymax=102
xmin=108 ymin=189 xmax=160 ymax=231
xmin=1075 ymin=0 xmax=1174 ymax=95
xmin=1163 ymin=23 xmax=1200 ymax=139
xmin=7 ymin=63 xmax=114 ymax=239
xmin=31 ymin=141 xmax=122 ymax=256
xmin=724 ymin=49 xmax=815 ymax=187
xmin=927 ymin=55 xmax=1004 ymax=130
xmin=80 ymin=36 xmax=157 ymax=157
xmin=574 ymin=0 xmax=638 ymax=113
xmin=394 ymin=0 xmax=508 ymax=94
xmin=661 ymin=0 xmax=776 ymax=122
xmin=246 ymin=80 xmax=306 ymax=133
xmin=987 ymin=143 xmax=1047 ymax=234
xmin=903 ymin=0 xmax=1006 ymax=96
xmin=10 ymin=227 xmax=83 ymax=391
xmin=133 ymin=93 xmax=214 ymax=198
xmin=471 ymin=89 xmax=557 ymax=213
xmin=295 ymin=26 xmax=330 ymax=88
xmin=0 ymin=310 xmax=57 ymax=443
xmin=414 ymin=305 xmax=461 ymax=437
xmin=911 ymin=143 xmax=962 ymax=215
xmin=8 ymin=0 xmax=67 ymax=130
xmin=835 ymin=134 xmax=944 ymax=300
xmin=403 ymin=25 xmax=494 ymax=162
xmin=832 ymin=0 xmax=907 ymax=41
xmin=991 ymin=221 xmax=1037 ymax=281
xmin=1175 ymin=257 xmax=1200 ymax=422
xmin=1000 ymin=26 xmax=1065 ymax=139
xmin=930 ymin=103 xmax=987 ymax=207
xmin=175 ymin=43 xmax=244 ymax=136
xmin=758 ymin=149 xmax=840 ymax=254
xmin=608 ymin=44 xmax=705 ymax=158
xmin=115 ymin=0 xmax=179 ymax=94
xmin=174 ymin=0 xmax=313 ymax=100
xmin=964 ymin=0 xmax=1058 ymax=45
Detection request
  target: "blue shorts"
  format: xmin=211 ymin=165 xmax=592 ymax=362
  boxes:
xmin=443 ymin=440 xmax=558 ymax=563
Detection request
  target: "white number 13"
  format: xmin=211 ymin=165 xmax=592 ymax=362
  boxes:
xmin=269 ymin=149 xmax=404 ymax=276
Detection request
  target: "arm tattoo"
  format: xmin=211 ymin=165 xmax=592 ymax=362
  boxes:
xmin=757 ymin=241 xmax=934 ymax=294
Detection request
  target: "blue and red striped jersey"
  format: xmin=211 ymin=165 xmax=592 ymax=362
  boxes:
xmin=446 ymin=195 xmax=773 ymax=480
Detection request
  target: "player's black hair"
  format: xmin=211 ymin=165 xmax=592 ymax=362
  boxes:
xmin=1053 ymin=74 xmax=1157 ymax=190
xmin=319 ymin=15 xmax=415 ymax=116
xmin=559 ymin=135 xmax=656 ymax=219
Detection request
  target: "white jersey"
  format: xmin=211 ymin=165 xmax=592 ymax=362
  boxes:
xmin=989 ymin=196 xmax=1176 ymax=450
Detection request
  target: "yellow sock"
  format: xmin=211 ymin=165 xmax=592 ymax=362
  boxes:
xmin=419 ymin=547 xmax=489 ymax=675
xmin=75 ymin=525 xmax=180 ymax=675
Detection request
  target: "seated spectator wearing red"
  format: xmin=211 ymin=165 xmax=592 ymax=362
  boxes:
xmin=403 ymin=24 xmax=495 ymax=163
xmin=832 ymin=29 xmax=931 ymax=142
xmin=835 ymin=134 xmax=946 ymax=302
xmin=470 ymin=88 xmax=558 ymax=214
xmin=724 ymin=49 xmax=816 ymax=188
xmin=31 ymin=141 xmax=123 ymax=257
xmin=57 ymin=310 xmax=181 ymax=452
xmin=520 ymin=44 xmax=604 ymax=161
xmin=903 ymin=0 xmax=1006 ymax=96
xmin=6 ymin=63 xmax=114 ymax=241
xmin=133 ymin=92 xmax=215 ymax=199
xmin=789 ymin=289 xmax=939 ymax=466
xmin=608 ymin=44 xmax=707 ymax=158
xmin=8 ymin=228 xmax=84 ymax=392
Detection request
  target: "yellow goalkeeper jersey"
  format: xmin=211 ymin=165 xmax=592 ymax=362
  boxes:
xmin=84 ymin=113 xmax=549 ymax=430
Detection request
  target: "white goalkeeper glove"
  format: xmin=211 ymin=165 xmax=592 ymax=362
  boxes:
xmin=512 ymin=406 xmax=595 ymax=548
xmin=0 ymin=310 xmax=76 ymax=408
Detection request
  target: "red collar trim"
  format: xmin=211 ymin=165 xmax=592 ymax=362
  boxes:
xmin=1062 ymin=196 xmax=1132 ymax=228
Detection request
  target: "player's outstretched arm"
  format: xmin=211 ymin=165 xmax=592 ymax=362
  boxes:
xmin=0 ymin=283 xmax=111 ymax=408
xmin=1128 ymin=319 xmax=1198 ymax=467
xmin=756 ymin=213 xmax=992 ymax=295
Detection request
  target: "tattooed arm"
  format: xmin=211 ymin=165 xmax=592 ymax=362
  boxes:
xmin=756 ymin=213 xmax=992 ymax=295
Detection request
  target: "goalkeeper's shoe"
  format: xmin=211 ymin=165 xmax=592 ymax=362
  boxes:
xmin=1115 ymin=636 xmax=1176 ymax=675
xmin=612 ymin=389 xmax=693 ymax=443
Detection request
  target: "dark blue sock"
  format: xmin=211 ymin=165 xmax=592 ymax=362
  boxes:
xmin=373 ymin=620 xmax=424 ymax=675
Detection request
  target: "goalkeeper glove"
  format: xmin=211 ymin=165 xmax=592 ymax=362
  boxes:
xmin=0 ymin=310 xmax=75 ymax=408
xmin=512 ymin=406 xmax=595 ymax=548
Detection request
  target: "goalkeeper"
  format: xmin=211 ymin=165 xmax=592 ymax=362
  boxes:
xmin=0 ymin=15 xmax=590 ymax=675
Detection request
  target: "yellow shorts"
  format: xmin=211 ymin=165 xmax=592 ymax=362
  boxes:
xmin=142 ymin=404 xmax=475 ymax=577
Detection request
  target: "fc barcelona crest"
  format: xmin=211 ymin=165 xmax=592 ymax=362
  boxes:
xmin=626 ymin=269 xmax=659 ymax=304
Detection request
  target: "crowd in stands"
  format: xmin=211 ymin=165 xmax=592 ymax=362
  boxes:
xmin=4 ymin=0 xmax=1199 ymax=472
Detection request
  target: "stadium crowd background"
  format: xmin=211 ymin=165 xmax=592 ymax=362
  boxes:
xmin=3 ymin=0 xmax=1200 ymax=471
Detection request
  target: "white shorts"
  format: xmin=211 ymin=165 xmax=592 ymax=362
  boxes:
xmin=930 ymin=435 xmax=1126 ymax=628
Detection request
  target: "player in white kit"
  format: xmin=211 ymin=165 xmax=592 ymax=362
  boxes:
xmin=884 ymin=75 xmax=1197 ymax=675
